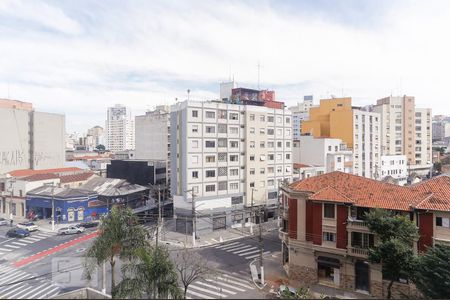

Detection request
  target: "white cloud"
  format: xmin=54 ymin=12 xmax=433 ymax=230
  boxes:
xmin=0 ymin=0 xmax=449 ymax=132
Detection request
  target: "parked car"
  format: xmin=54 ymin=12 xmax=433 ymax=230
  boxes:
xmin=17 ymin=222 xmax=39 ymax=232
xmin=0 ymin=217 xmax=8 ymax=226
xmin=6 ymin=228 xmax=30 ymax=238
xmin=77 ymin=221 xmax=99 ymax=229
xmin=58 ymin=225 xmax=85 ymax=235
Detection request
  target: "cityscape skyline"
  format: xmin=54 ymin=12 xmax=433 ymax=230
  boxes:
xmin=1 ymin=0 xmax=449 ymax=132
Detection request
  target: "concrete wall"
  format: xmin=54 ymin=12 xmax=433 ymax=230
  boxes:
xmin=33 ymin=112 xmax=65 ymax=170
xmin=135 ymin=112 xmax=169 ymax=161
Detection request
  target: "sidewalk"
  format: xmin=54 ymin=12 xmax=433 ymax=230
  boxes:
xmin=160 ymin=219 xmax=279 ymax=248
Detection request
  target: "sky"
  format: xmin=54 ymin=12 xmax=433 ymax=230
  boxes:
xmin=1 ymin=0 xmax=450 ymax=133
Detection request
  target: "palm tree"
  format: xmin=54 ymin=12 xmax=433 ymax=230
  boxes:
xmin=83 ymin=205 xmax=148 ymax=298
xmin=116 ymin=245 xmax=182 ymax=299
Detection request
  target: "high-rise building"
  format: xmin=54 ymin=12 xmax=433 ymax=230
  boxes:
xmin=170 ymin=99 xmax=293 ymax=233
xmin=87 ymin=126 xmax=105 ymax=148
xmin=373 ymin=96 xmax=432 ymax=175
xmin=289 ymin=95 xmax=314 ymax=140
xmin=135 ymin=106 xmax=170 ymax=161
xmin=105 ymin=104 xmax=135 ymax=152
xmin=302 ymin=97 xmax=381 ymax=178
xmin=0 ymin=99 xmax=65 ymax=174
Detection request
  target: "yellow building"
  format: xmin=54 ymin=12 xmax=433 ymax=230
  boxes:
xmin=302 ymin=97 xmax=354 ymax=149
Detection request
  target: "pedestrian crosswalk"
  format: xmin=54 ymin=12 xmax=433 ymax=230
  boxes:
xmin=0 ymin=231 xmax=56 ymax=256
xmin=211 ymin=241 xmax=271 ymax=260
xmin=185 ymin=271 xmax=254 ymax=299
xmin=0 ymin=264 xmax=60 ymax=299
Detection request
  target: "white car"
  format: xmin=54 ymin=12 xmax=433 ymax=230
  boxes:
xmin=17 ymin=222 xmax=39 ymax=232
xmin=0 ymin=218 xmax=8 ymax=226
xmin=58 ymin=225 xmax=85 ymax=235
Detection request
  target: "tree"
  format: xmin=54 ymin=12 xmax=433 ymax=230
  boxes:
xmin=413 ymin=244 xmax=450 ymax=299
xmin=83 ymin=206 xmax=148 ymax=298
xmin=116 ymin=245 xmax=182 ymax=299
xmin=96 ymin=144 xmax=106 ymax=151
xmin=365 ymin=209 xmax=419 ymax=299
xmin=175 ymin=247 xmax=213 ymax=299
xmin=279 ymin=286 xmax=311 ymax=299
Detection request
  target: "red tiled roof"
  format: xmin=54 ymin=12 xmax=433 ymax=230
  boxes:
xmin=309 ymin=186 xmax=354 ymax=204
xmin=412 ymin=175 xmax=450 ymax=211
xmin=9 ymin=167 xmax=83 ymax=177
xmin=59 ymin=172 xmax=95 ymax=184
xmin=21 ymin=173 xmax=60 ymax=182
xmin=288 ymin=171 xmax=425 ymax=211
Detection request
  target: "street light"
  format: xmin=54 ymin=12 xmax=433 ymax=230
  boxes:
xmin=250 ymin=187 xmax=257 ymax=235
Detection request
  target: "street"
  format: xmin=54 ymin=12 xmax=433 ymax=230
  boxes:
xmin=0 ymin=223 xmax=282 ymax=299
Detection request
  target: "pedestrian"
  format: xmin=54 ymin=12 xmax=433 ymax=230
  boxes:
xmin=10 ymin=219 xmax=13 ymax=227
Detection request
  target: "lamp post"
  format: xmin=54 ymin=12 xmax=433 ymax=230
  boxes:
xmin=250 ymin=187 xmax=257 ymax=235
xmin=185 ymin=189 xmax=196 ymax=247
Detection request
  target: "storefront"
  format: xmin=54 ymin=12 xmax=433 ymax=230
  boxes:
xmin=317 ymin=256 xmax=341 ymax=286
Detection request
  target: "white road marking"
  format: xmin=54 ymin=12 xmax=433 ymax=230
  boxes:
xmin=42 ymin=288 xmax=60 ymax=299
xmin=37 ymin=286 xmax=60 ymax=299
xmin=3 ymin=244 xmax=20 ymax=249
xmin=4 ymin=284 xmax=36 ymax=299
xmin=245 ymin=251 xmax=271 ymax=260
xmin=0 ymin=281 xmax=28 ymax=295
xmin=0 ymin=247 xmax=12 ymax=252
xmin=186 ymin=289 xmax=215 ymax=299
xmin=24 ymin=283 xmax=54 ymax=299
xmin=188 ymin=284 xmax=228 ymax=298
xmin=231 ymin=246 xmax=256 ymax=254
xmin=194 ymin=281 xmax=236 ymax=295
xmin=23 ymin=237 xmax=42 ymax=242
xmin=205 ymin=278 xmax=246 ymax=292
xmin=18 ymin=239 xmax=35 ymax=244
xmin=214 ymin=241 xmax=239 ymax=249
xmin=11 ymin=241 xmax=27 ymax=246
xmin=237 ymin=249 xmax=260 ymax=256
xmin=211 ymin=238 xmax=218 ymax=243
xmin=220 ymin=243 xmax=245 ymax=250
xmin=222 ymin=244 xmax=251 ymax=252
xmin=219 ymin=274 xmax=254 ymax=289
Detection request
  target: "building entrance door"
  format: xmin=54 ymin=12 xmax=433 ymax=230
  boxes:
xmin=355 ymin=261 xmax=370 ymax=292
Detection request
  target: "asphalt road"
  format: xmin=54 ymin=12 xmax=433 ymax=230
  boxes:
xmin=0 ymin=223 xmax=281 ymax=299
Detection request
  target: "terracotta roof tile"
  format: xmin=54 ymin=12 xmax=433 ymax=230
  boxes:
xmin=411 ymin=175 xmax=450 ymax=211
xmin=59 ymin=172 xmax=95 ymax=184
xmin=21 ymin=173 xmax=60 ymax=182
xmin=308 ymin=186 xmax=354 ymax=204
xmin=9 ymin=167 xmax=83 ymax=177
xmin=293 ymin=163 xmax=312 ymax=169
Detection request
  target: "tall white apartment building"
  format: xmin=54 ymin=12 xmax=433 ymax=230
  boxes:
xmin=373 ymin=96 xmax=432 ymax=176
xmin=105 ymin=104 xmax=135 ymax=152
xmin=352 ymin=109 xmax=381 ymax=178
xmin=379 ymin=154 xmax=408 ymax=185
xmin=289 ymin=95 xmax=314 ymax=140
xmin=170 ymin=100 xmax=292 ymax=233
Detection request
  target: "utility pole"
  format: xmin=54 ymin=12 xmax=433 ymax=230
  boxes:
xmin=51 ymin=185 xmax=55 ymax=231
xmin=156 ymin=185 xmax=161 ymax=247
xmin=9 ymin=179 xmax=15 ymax=225
xmin=250 ymin=188 xmax=257 ymax=235
xmin=258 ymin=206 xmax=265 ymax=285
xmin=185 ymin=189 xmax=196 ymax=247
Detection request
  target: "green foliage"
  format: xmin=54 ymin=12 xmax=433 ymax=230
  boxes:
xmin=116 ymin=245 xmax=182 ymax=299
xmin=364 ymin=209 xmax=419 ymax=299
xmin=83 ymin=206 xmax=148 ymax=298
xmin=96 ymin=144 xmax=106 ymax=151
xmin=413 ymin=244 xmax=450 ymax=299
xmin=280 ymin=286 xmax=310 ymax=299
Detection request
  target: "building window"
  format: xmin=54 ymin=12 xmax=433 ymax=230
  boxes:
xmin=324 ymin=203 xmax=335 ymax=219
xmin=192 ymin=155 xmax=199 ymax=164
xmin=250 ymin=127 xmax=255 ymax=134
xmin=286 ymin=153 xmax=291 ymax=160
xmin=230 ymin=155 xmax=239 ymax=162
xmin=206 ymin=111 xmax=215 ymax=118
xmin=250 ymin=155 xmax=255 ymax=161
xmin=192 ymin=125 xmax=199 ymax=133
xmin=230 ymin=141 xmax=239 ymax=148
xmin=230 ymin=182 xmax=239 ymax=190
xmin=250 ymin=141 xmax=255 ymax=148
xmin=231 ymin=196 xmax=243 ymax=204
xmin=250 ymin=168 xmax=255 ymax=175
xmin=218 ymin=167 xmax=228 ymax=176
xmin=277 ymin=141 xmax=282 ymax=148
xmin=218 ymin=153 xmax=227 ymax=162
xmin=192 ymin=171 xmax=198 ymax=178
xmin=230 ymin=169 xmax=239 ymax=176
xmin=206 ymin=155 xmax=215 ymax=163
xmin=206 ymin=170 xmax=216 ymax=178
xmin=192 ymin=110 xmax=198 ymax=118
xmin=206 ymin=126 xmax=215 ymax=133
xmin=337 ymin=157 xmax=342 ymax=163
xmin=268 ymin=154 xmax=274 ymax=161
xmin=218 ymin=138 xmax=227 ymax=147
xmin=260 ymin=115 xmax=265 ymax=122
xmin=205 ymin=140 xmax=215 ymax=148
xmin=260 ymin=128 xmax=265 ymax=135
xmin=218 ymin=110 xmax=227 ymax=119
xmin=205 ymin=184 xmax=215 ymax=192
xmin=260 ymin=141 xmax=265 ymax=148
xmin=229 ymin=113 xmax=239 ymax=120
xmin=268 ymin=180 xmax=275 ymax=187
xmin=250 ymin=182 xmax=255 ymax=188
xmin=230 ymin=127 xmax=238 ymax=134
xmin=286 ymin=117 xmax=290 ymax=124
xmin=260 ymin=168 xmax=265 ymax=174
xmin=192 ymin=140 xmax=199 ymax=148
xmin=436 ymin=217 xmax=450 ymax=227
xmin=267 ymin=128 xmax=274 ymax=135
xmin=218 ymin=124 xmax=227 ymax=133
xmin=268 ymin=167 xmax=274 ymax=174
xmin=268 ymin=116 xmax=274 ymax=122
xmin=323 ymin=232 xmax=336 ymax=242
xmin=250 ymin=114 xmax=255 ymax=121
xmin=268 ymin=141 xmax=274 ymax=148
xmin=218 ymin=181 xmax=227 ymax=191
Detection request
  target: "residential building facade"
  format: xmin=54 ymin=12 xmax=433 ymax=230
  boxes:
xmin=372 ymin=96 xmax=432 ymax=176
xmin=170 ymin=100 xmax=292 ymax=233
xmin=0 ymin=99 xmax=65 ymax=175
xmin=289 ymin=95 xmax=314 ymax=140
xmin=105 ymin=104 xmax=135 ymax=152
xmin=379 ymin=154 xmax=408 ymax=185
xmin=280 ymin=171 xmax=450 ymax=298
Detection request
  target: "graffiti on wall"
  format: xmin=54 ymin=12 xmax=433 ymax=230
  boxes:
xmin=33 ymin=151 xmax=58 ymax=167
xmin=0 ymin=150 xmax=26 ymax=167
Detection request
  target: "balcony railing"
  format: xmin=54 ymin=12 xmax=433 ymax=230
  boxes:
xmin=349 ymin=247 xmax=369 ymax=257
xmin=347 ymin=219 xmax=368 ymax=228
xmin=278 ymin=227 xmax=289 ymax=241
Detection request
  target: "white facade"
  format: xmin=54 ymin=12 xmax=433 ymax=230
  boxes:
xmin=87 ymin=126 xmax=105 ymax=148
xmin=293 ymin=135 xmax=352 ymax=174
xmin=105 ymin=104 xmax=135 ymax=152
xmin=289 ymin=96 xmax=314 ymax=140
xmin=170 ymin=100 xmax=293 ymax=215
xmin=0 ymin=101 xmax=65 ymax=175
xmin=219 ymin=81 xmax=237 ymax=101
xmin=135 ymin=106 xmax=170 ymax=161
xmin=352 ymin=109 xmax=381 ymax=178
xmin=373 ymin=96 xmax=432 ymax=176
xmin=380 ymin=154 xmax=407 ymax=185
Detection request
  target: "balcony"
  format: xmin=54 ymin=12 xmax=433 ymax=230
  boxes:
xmin=279 ymin=227 xmax=289 ymax=242
xmin=347 ymin=218 xmax=371 ymax=232
xmin=348 ymin=246 xmax=369 ymax=258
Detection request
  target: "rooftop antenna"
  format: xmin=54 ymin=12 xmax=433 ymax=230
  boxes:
xmin=187 ymin=89 xmax=190 ymax=101
xmin=257 ymin=61 xmax=261 ymax=90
